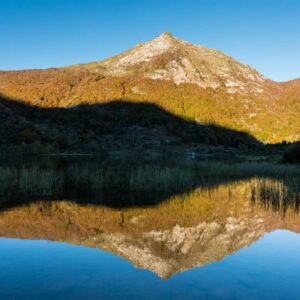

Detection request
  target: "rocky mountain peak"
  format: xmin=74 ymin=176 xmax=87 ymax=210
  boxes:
xmin=159 ymin=31 xmax=175 ymax=38
xmin=72 ymin=33 xmax=268 ymax=94
xmin=155 ymin=31 xmax=177 ymax=42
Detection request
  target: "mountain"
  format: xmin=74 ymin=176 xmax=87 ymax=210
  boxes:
xmin=0 ymin=96 xmax=262 ymax=155
xmin=0 ymin=32 xmax=299 ymax=147
xmin=70 ymin=32 xmax=267 ymax=95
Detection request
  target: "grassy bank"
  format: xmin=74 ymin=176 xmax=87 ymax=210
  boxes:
xmin=0 ymin=160 xmax=299 ymax=207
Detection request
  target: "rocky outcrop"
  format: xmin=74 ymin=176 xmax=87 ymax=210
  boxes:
xmin=74 ymin=32 xmax=267 ymax=95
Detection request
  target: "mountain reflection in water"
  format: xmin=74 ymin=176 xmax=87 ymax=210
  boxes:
xmin=0 ymin=159 xmax=300 ymax=299
xmin=0 ymin=174 xmax=299 ymax=279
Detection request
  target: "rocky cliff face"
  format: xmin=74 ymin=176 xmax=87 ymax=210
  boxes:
xmin=73 ymin=32 xmax=267 ymax=95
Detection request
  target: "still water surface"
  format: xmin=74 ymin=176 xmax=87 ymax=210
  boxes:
xmin=0 ymin=231 xmax=300 ymax=300
xmin=0 ymin=159 xmax=299 ymax=299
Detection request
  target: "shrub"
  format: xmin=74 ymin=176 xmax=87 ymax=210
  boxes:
xmin=16 ymin=129 xmax=39 ymax=144
xmin=282 ymin=145 xmax=300 ymax=163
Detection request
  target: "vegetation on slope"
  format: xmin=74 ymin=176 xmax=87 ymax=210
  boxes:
xmin=0 ymin=94 xmax=264 ymax=155
xmin=0 ymin=33 xmax=299 ymax=147
xmin=0 ymin=70 xmax=299 ymax=144
xmin=283 ymin=143 xmax=300 ymax=163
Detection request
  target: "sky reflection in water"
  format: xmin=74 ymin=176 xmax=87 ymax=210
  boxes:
xmin=0 ymin=230 xmax=300 ymax=300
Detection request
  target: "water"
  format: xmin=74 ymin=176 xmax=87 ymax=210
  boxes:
xmin=0 ymin=231 xmax=300 ymax=299
xmin=0 ymin=159 xmax=299 ymax=299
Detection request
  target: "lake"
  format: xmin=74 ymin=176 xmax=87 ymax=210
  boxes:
xmin=0 ymin=158 xmax=299 ymax=299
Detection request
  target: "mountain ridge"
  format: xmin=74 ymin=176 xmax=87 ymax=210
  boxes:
xmin=0 ymin=32 xmax=299 ymax=144
xmin=68 ymin=32 xmax=268 ymax=95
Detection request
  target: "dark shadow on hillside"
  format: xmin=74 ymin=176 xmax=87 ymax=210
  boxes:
xmin=1 ymin=94 xmax=299 ymax=211
xmin=0 ymin=94 xmax=263 ymax=152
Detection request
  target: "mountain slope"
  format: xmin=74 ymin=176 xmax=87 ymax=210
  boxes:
xmin=0 ymin=95 xmax=263 ymax=155
xmin=0 ymin=33 xmax=299 ymax=144
xmin=70 ymin=32 xmax=267 ymax=95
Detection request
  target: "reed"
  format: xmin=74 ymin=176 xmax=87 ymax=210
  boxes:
xmin=0 ymin=160 xmax=298 ymax=206
xmin=251 ymin=177 xmax=300 ymax=215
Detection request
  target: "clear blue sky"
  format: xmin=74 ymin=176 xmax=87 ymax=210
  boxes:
xmin=1 ymin=0 xmax=299 ymax=81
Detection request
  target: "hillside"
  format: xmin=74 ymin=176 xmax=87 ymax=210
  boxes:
xmin=0 ymin=33 xmax=299 ymax=145
xmin=0 ymin=95 xmax=262 ymax=155
xmin=70 ymin=32 xmax=267 ymax=95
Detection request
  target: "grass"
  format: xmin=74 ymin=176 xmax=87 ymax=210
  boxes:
xmin=0 ymin=160 xmax=299 ymax=209
xmin=251 ymin=177 xmax=300 ymax=215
